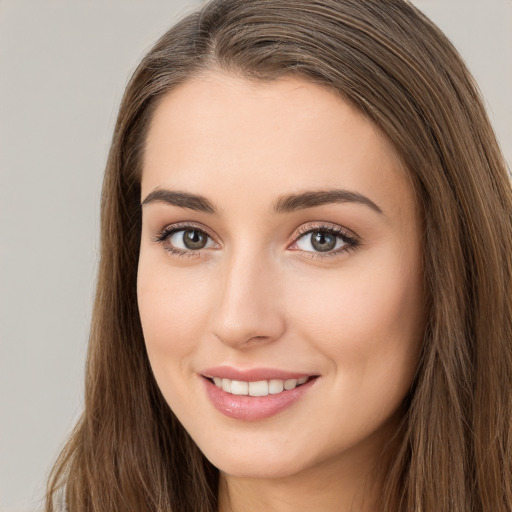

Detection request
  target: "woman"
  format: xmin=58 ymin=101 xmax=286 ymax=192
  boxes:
xmin=46 ymin=1 xmax=512 ymax=511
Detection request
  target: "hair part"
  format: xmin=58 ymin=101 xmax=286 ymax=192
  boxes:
xmin=47 ymin=1 xmax=512 ymax=511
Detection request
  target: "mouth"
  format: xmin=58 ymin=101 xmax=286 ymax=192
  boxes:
xmin=204 ymin=375 xmax=314 ymax=396
xmin=200 ymin=369 xmax=319 ymax=421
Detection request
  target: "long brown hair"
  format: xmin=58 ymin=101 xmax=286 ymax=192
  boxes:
xmin=46 ymin=1 xmax=512 ymax=511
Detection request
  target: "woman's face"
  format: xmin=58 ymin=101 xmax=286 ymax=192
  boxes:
xmin=137 ymin=71 xmax=424 ymax=480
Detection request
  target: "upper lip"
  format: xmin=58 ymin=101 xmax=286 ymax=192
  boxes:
xmin=201 ymin=366 xmax=316 ymax=381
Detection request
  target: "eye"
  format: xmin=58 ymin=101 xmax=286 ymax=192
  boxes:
xmin=290 ymin=226 xmax=358 ymax=255
xmin=169 ymin=229 xmax=213 ymax=250
xmin=155 ymin=225 xmax=217 ymax=255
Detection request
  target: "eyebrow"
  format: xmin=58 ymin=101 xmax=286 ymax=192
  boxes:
xmin=273 ymin=189 xmax=383 ymax=215
xmin=141 ymin=187 xmax=382 ymax=215
xmin=141 ymin=189 xmax=217 ymax=214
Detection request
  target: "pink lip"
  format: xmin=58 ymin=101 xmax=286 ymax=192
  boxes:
xmin=200 ymin=368 xmax=318 ymax=421
xmin=201 ymin=366 xmax=312 ymax=381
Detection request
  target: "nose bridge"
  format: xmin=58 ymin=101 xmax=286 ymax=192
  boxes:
xmin=212 ymin=244 xmax=285 ymax=347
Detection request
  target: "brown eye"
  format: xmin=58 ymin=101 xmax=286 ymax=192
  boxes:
xmin=310 ymin=230 xmax=336 ymax=252
xmin=182 ymin=229 xmax=208 ymax=249
xmin=165 ymin=228 xmax=215 ymax=251
xmin=292 ymin=226 xmax=357 ymax=256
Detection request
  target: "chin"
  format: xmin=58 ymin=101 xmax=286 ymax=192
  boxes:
xmin=199 ymin=442 xmax=312 ymax=479
xmin=213 ymin=458 xmax=308 ymax=480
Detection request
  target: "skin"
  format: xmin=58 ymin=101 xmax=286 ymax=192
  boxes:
xmin=137 ymin=70 xmax=425 ymax=512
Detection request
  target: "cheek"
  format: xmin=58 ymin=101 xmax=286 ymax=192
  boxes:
xmin=289 ymin=248 xmax=424 ymax=393
xmin=136 ymin=260 xmax=214 ymax=369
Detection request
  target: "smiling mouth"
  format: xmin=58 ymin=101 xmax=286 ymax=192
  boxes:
xmin=204 ymin=376 xmax=316 ymax=396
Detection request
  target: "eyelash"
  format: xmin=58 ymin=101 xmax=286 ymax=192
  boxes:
xmin=154 ymin=222 xmax=217 ymax=259
xmin=292 ymin=223 xmax=359 ymax=259
xmin=154 ymin=222 xmax=359 ymax=260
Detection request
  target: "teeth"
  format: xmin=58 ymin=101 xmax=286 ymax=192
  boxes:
xmin=269 ymin=379 xmax=284 ymax=394
xmin=249 ymin=380 xmax=268 ymax=396
xmin=212 ymin=377 xmax=310 ymax=396
xmin=231 ymin=380 xmax=249 ymax=395
xmin=221 ymin=379 xmax=231 ymax=393
xmin=284 ymin=378 xmax=298 ymax=390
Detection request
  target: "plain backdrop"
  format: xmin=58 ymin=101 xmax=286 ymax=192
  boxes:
xmin=0 ymin=1 xmax=510 ymax=511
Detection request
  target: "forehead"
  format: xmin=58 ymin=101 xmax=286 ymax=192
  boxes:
xmin=142 ymin=71 xmax=416 ymax=220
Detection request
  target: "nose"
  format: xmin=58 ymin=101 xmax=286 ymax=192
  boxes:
xmin=211 ymin=249 xmax=286 ymax=348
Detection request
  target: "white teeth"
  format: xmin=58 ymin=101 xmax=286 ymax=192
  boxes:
xmin=269 ymin=379 xmax=284 ymax=394
xmin=211 ymin=376 xmax=310 ymax=396
xmin=230 ymin=380 xmax=249 ymax=395
xmin=249 ymin=380 xmax=269 ymax=396
xmin=284 ymin=378 xmax=298 ymax=390
xmin=221 ymin=379 xmax=231 ymax=393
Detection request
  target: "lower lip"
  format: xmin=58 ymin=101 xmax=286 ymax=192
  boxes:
xmin=202 ymin=377 xmax=317 ymax=421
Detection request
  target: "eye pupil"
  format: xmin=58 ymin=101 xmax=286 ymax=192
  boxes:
xmin=311 ymin=230 xmax=336 ymax=252
xmin=183 ymin=229 xmax=207 ymax=250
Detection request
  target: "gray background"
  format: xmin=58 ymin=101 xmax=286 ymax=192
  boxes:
xmin=0 ymin=1 xmax=510 ymax=511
